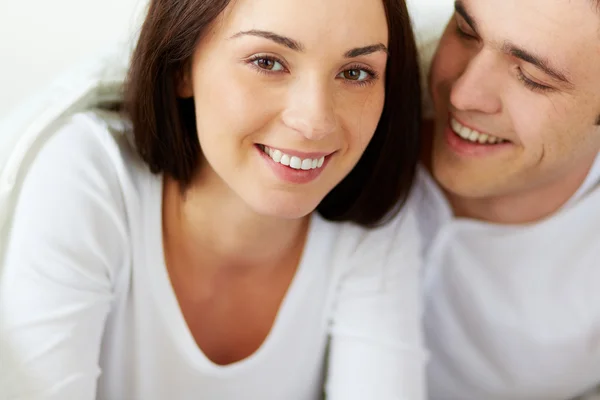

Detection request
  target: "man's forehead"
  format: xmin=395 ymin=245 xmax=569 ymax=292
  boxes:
xmin=461 ymin=0 xmax=600 ymax=27
xmin=459 ymin=0 xmax=599 ymax=46
xmin=458 ymin=0 xmax=600 ymax=86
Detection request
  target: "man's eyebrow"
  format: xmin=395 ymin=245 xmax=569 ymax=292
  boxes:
xmin=502 ymin=42 xmax=573 ymax=86
xmin=230 ymin=30 xmax=304 ymax=52
xmin=455 ymin=1 xmax=478 ymax=33
xmin=344 ymin=43 xmax=388 ymax=58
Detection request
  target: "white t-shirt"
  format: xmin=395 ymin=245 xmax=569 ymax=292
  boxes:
xmin=0 ymin=111 xmax=427 ymax=400
xmin=417 ymin=159 xmax=600 ymax=400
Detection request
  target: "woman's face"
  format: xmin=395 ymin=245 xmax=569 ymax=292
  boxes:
xmin=179 ymin=0 xmax=389 ymax=219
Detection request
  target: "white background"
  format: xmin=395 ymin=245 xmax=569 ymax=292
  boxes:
xmin=0 ymin=0 xmax=452 ymax=122
xmin=0 ymin=0 xmax=147 ymax=121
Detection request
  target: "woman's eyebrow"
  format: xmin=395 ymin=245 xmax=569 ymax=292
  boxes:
xmin=345 ymin=43 xmax=388 ymax=58
xmin=230 ymin=30 xmax=304 ymax=51
xmin=231 ymin=29 xmax=387 ymax=58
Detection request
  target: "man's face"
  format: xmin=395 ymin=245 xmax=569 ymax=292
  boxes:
xmin=428 ymin=0 xmax=600 ymax=201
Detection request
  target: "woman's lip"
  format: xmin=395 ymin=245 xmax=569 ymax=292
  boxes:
xmin=256 ymin=146 xmax=330 ymax=184
xmin=257 ymin=144 xmax=335 ymax=159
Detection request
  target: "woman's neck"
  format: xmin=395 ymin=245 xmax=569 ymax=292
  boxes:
xmin=162 ymin=173 xmax=310 ymax=274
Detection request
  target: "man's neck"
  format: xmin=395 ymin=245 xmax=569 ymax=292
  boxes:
xmin=445 ymin=162 xmax=595 ymax=225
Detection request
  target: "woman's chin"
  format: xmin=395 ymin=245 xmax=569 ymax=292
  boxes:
xmin=248 ymin=195 xmax=321 ymax=221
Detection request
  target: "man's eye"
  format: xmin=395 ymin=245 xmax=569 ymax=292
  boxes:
xmin=516 ymin=67 xmax=553 ymax=93
xmin=455 ymin=25 xmax=477 ymax=41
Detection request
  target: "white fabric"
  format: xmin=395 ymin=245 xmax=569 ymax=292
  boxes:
xmin=0 ymin=48 xmax=130 ymax=266
xmin=417 ymin=158 xmax=600 ymax=400
xmin=0 ymin=111 xmax=427 ymax=399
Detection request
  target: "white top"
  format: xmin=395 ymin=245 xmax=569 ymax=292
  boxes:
xmin=0 ymin=111 xmax=427 ymax=400
xmin=418 ymin=157 xmax=600 ymax=400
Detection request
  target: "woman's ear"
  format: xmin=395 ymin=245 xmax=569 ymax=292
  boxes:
xmin=176 ymin=63 xmax=194 ymax=98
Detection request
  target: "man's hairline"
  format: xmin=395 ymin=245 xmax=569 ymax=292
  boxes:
xmin=454 ymin=0 xmax=600 ymax=125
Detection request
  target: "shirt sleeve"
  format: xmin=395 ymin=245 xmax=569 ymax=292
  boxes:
xmin=0 ymin=114 xmax=130 ymax=400
xmin=325 ymin=201 xmax=428 ymax=400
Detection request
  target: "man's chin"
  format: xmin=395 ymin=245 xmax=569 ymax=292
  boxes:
xmin=430 ymin=155 xmax=509 ymax=201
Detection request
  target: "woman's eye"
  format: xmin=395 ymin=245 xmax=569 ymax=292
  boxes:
xmin=253 ymin=57 xmax=284 ymax=72
xmin=338 ymin=69 xmax=371 ymax=82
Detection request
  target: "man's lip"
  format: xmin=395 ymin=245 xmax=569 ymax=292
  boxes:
xmin=450 ymin=115 xmax=511 ymax=143
xmin=257 ymin=144 xmax=335 ymax=159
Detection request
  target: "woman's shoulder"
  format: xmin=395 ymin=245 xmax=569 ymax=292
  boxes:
xmin=22 ymin=110 xmax=153 ymax=203
xmin=4 ymin=110 xmax=141 ymax=288
xmin=40 ymin=110 xmax=142 ymax=176
xmin=10 ymin=109 xmax=151 ymax=245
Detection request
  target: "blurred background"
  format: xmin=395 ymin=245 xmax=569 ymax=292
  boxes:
xmin=0 ymin=0 xmax=452 ymax=122
xmin=0 ymin=0 xmax=146 ymax=121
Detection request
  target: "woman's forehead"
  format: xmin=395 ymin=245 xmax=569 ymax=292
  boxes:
xmin=214 ymin=0 xmax=389 ymax=46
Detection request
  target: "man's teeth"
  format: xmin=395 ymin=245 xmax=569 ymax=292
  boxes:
xmin=261 ymin=145 xmax=325 ymax=170
xmin=451 ymin=118 xmax=505 ymax=144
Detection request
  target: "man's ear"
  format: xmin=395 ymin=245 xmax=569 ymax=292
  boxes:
xmin=176 ymin=63 xmax=194 ymax=98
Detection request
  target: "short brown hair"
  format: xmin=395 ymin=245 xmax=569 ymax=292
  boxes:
xmin=125 ymin=0 xmax=421 ymax=227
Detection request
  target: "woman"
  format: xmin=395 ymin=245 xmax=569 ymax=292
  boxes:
xmin=0 ymin=0 xmax=424 ymax=398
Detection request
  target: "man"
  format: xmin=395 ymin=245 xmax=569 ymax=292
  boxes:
xmin=419 ymin=0 xmax=600 ymax=399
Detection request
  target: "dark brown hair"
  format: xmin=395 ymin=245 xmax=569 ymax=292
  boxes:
xmin=125 ymin=0 xmax=421 ymax=227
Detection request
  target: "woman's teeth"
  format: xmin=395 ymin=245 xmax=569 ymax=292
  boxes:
xmin=260 ymin=145 xmax=325 ymax=170
xmin=451 ymin=118 xmax=506 ymax=144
